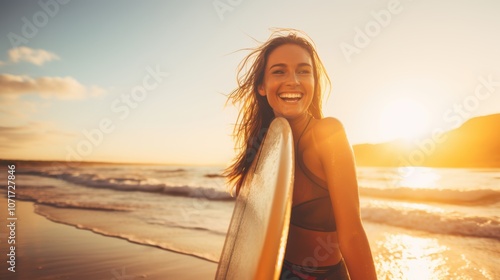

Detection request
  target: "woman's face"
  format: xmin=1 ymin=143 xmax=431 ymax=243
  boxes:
xmin=258 ymin=44 xmax=315 ymax=120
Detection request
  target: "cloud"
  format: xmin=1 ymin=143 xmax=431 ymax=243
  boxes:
xmin=0 ymin=74 xmax=106 ymax=99
xmin=8 ymin=46 xmax=60 ymax=66
xmin=0 ymin=61 xmax=5 ymax=66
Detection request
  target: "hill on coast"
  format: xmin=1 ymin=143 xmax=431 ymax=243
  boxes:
xmin=353 ymin=114 xmax=500 ymax=168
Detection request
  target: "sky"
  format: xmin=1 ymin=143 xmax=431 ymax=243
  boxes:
xmin=0 ymin=0 xmax=499 ymax=165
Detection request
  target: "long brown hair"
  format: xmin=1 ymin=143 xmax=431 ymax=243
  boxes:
xmin=224 ymin=29 xmax=331 ymax=195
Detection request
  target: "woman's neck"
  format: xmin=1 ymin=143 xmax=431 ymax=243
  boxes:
xmin=286 ymin=113 xmax=312 ymax=143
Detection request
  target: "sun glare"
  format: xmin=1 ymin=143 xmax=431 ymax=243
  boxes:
xmin=396 ymin=167 xmax=441 ymax=189
xmin=375 ymin=234 xmax=449 ymax=279
xmin=378 ymin=98 xmax=430 ymax=142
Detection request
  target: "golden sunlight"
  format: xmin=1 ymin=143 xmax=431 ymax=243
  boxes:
xmin=396 ymin=167 xmax=441 ymax=189
xmin=375 ymin=234 xmax=449 ymax=279
xmin=378 ymin=98 xmax=430 ymax=141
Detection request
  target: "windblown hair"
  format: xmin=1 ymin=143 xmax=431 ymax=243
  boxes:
xmin=224 ymin=29 xmax=331 ymax=196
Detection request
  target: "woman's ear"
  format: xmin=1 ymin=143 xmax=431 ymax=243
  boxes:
xmin=257 ymin=84 xmax=266 ymax=96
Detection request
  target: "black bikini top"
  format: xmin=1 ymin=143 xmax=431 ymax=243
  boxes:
xmin=290 ymin=118 xmax=337 ymax=232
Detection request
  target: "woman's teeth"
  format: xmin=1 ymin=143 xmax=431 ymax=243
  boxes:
xmin=279 ymin=93 xmax=302 ymax=102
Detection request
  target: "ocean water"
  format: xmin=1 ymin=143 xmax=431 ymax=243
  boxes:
xmin=7 ymin=162 xmax=500 ymax=279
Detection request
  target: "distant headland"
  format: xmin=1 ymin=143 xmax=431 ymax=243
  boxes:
xmin=353 ymin=114 xmax=500 ymax=168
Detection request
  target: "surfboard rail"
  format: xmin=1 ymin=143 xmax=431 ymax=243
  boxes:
xmin=215 ymin=117 xmax=294 ymax=280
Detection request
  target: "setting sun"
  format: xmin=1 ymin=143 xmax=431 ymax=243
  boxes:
xmin=378 ymin=98 xmax=430 ymax=141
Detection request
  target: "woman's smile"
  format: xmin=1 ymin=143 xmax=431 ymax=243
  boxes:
xmin=278 ymin=92 xmax=304 ymax=103
xmin=258 ymin=44 xmax=315 ymax=119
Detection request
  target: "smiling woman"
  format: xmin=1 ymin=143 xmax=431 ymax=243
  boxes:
xmin=378 ymin=98 xmax=431 ymax=141
xmin=224 ymin=30 xmax=377 ymax=280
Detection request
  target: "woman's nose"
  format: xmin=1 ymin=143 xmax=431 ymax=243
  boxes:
xmin=286 ymin=73 xmax=300 ymax=85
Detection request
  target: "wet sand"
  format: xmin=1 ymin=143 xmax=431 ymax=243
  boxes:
xmin=0 ymin=197 xmax=217 ymax=280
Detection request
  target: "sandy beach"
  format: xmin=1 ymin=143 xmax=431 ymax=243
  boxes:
xmin=0 ymin=196 xmax=217 ymax=280
xmin=3 ymin=197 xmax=498 ymax=280
xmin=1 ymin=164 xmax=498 ymax=279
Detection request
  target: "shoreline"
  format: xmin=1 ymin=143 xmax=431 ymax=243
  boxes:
xmin=0 ymin=197 xmax=217 ymax=280
xmin=2 ymin=169 xmax=498 ymax=279
xmin=33 ymin=205 xmax=219 ymax=264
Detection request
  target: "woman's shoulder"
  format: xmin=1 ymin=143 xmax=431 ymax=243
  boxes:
xmin=310 ymin=117 xmax=352 ymax=159
xmin=311 ymin=117 xmax=347 ymax=138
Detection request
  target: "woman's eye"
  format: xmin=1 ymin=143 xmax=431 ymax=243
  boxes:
xmin=272 ymin=70 xmax=284 ymax=74
xmin=299 ymin=69 xmax=311 ymax=74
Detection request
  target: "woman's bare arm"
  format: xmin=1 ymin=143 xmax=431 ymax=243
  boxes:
xmin=314 ymin=117 xmax=377 ymax=280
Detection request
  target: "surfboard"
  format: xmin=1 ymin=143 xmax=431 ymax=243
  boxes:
xmin=215 ymin=117 xmax=294 ymax=280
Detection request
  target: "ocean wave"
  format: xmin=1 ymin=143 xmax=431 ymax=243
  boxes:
xmin=13 ymin=188 xmax=134 ymax=212
xmin=153 ymin=168 xmax=186 ymax=173
xmin=360 ymin=187 xmax=500 ymax=205
xmin=36 ymin=200 xmax=132 ymax=212
xmin=145 ymin=219 xmax=227 ymax=236
xmin=162 ymin=185 xmax=232 ymax=200
xmin=361 ymin=205 xmax=500 ymax=240
xmin=19 ymin=170 xmax=233 ymax=200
